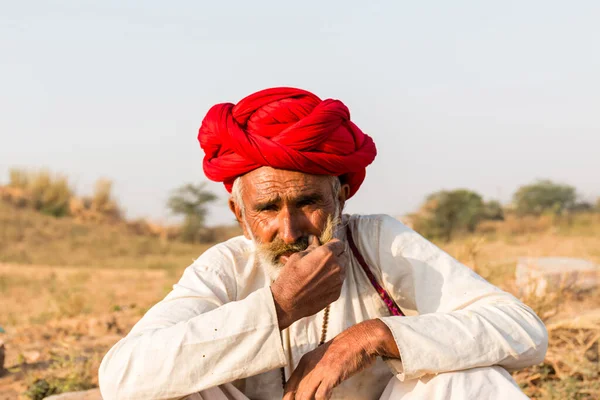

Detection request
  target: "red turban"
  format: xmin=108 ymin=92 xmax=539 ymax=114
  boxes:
xmin=197 ymin=87 xmax=377 ymax=198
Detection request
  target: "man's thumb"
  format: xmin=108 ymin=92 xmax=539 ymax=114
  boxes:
xmin=307 ymin=234 xmax=320 ymax=249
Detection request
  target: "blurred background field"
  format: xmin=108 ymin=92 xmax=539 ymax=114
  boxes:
xmin=0 ymin=169 xmax=599 ymax=399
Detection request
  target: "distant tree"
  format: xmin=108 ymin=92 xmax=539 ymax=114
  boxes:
xmin=414 ymin=189 xmax=484 ymax=241
xmin=167 ymin=183 xmax=218 ymax=242
xmin=482 ymin=200 xmax=504 ymax=221
xmin=596 ymin=197 xmax=600 ymax=213
xmin=513 ymin=180 xmax=576 ymax=216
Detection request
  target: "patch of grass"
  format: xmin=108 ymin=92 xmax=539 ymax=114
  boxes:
xmin=0 ymin=273 xmax=34 ymax=293
xmin=24 ymin=353 xmax=96 ymax=400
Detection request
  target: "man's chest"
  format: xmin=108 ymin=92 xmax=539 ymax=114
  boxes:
xmin=237 ymin=260 xmax=395 ymax=399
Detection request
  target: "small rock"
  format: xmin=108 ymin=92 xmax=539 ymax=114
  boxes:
xmin=22 ymin=350 xmax=41 ymax=364
xmin=516 ymin=257 xmax=599 ymax=296
xmin=45 ymin=388 xmax=102 ymax=400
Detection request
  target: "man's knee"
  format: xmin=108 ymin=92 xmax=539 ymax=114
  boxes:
xmin=381 ymin=366 xmax=527 ymax=400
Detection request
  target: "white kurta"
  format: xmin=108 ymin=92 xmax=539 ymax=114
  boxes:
xmin=99 ymin=214 xmax=547 ymax=399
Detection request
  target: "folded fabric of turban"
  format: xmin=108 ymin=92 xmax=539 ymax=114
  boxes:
xmin=197 ymin=87 xmax=377 ymax=198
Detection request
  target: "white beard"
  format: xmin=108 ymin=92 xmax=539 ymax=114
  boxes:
xmin=258 ymin=253 xmax=283 ymax=282
xmin=243 ymin=203 xmax=342 ymax=283
xmin=243 ymin=220 xmax=283 ymax=282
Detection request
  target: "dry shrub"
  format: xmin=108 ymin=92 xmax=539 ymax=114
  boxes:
xmin=476 ymin=213 xmax=555 ymax=236
xmin=0 ymin=185 xmax=29 ymax=208
xmin=545 ymin=316 xmax=600 ymax=380
xmin=126 ymin=219 xmax=242 ymax=244
xmin=519 ymin=282 xmax=576 ymax=322
xmin=126 ymin=218 xmax=181 ymax=241
xmin=511 ymin=280 xmax=600 ymax=399
xmin=3 ymin=170 xmax=124 ymax=221
xmin=90 ymin=178 xmax=121 ymax=220
xmin=556 ymin=212 xmax=600 ymax=236
xmin=198 ymin=224 xmax=243 ymax=243
xmin=514 ymin=309 xmax=600 ymax=399
xmin=71 ymin=179 xmax=123 ymax=222
xmin=454 ymin=236 xmax=487 ymax=274
xmin=127 ymin=218 xmax=159 ymax=236
xmin=6 ymin=168 xmax=73 ymax=217
xmin=9 ymin=168 xmax=29 ymax=189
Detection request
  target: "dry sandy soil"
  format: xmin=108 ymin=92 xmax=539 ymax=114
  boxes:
xmin=1 ymin=226 xmax=599 ymax=399
xmin=0 ymin=263 xmax=176 ymax=399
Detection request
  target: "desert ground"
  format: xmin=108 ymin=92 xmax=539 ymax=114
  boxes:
xmin=1 ymin=202 xmax=599 ymax=399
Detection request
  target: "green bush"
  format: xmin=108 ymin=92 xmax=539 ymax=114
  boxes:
xmin=513 ymin=180 xmax=576 ymax=216
xmin=482 ymin=200 xmax=504 ymax=221
xmin=413 ymin=189 xmax=484 ymax=241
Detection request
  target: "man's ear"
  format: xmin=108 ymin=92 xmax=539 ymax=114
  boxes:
xmin=228 ymin=197 xmax=251 ymax=240
xmin=337 ymin=183 xmax=351 ymax=216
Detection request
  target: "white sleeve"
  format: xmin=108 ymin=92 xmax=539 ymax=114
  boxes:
xmin=371 ymin=215 xmax=548 ymax=381
xmin=98 ymin=246 xmax=286 ymax=400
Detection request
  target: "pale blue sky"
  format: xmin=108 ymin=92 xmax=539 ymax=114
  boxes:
xmin=1 ymin=1 xmax=599 ymax=225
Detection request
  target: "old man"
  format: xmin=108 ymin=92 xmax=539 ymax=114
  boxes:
xmin=99 ymin=88 xmax=547 ymax=399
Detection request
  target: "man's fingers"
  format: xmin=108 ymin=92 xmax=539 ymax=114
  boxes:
xmin=293 ymin=235 xmax=320 ymax=261
xmin=283 ymin=367 xmax=303 ymax=397
xmin=282 ymin=391 xmax=295 ymax=400
xmin=295 ymin=235 xmax=320 ymax=258
xmin=323 ymin=238 xmax=344 ymax=256
xmin=314 ymin=381 xmax=334 ymax=400
xmin=295 ymin=374 xmax=321 ymax=400
xmin=308 ymin=234 xmax=320 ymax=249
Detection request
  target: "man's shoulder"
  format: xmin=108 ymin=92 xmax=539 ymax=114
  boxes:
xmin=347 ymin=213 xmax=410 ymax=232
xmin=193 ymin=235 xmax=253 ymax=267
xmin=347 ymin=213 xmax=420 ymax=252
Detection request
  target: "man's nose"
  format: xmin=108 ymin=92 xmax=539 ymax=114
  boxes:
xmin=278 ymin=210 xmax=303 ymax=244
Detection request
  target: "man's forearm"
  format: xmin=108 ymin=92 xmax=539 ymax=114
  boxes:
xmin=377 ymin=298 xmax=548 ymax=380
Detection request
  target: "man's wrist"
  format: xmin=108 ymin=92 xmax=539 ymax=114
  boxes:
xmin=359 ymin=319 xmax=401 ymax=359
xmin=270 ymin=285 xmax=293 ymax=330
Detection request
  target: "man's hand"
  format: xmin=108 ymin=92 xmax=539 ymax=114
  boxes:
xmin=283 ymin=319 xmax=398 ymax=400
xmin=271 ymin=236 xmax=346 ymax=330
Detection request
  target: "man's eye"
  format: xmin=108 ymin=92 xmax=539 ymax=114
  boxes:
xmin=298 ymin=199 xmax=317 ymax=207
xmin=259 ymin=204 xmax=278 ymax=212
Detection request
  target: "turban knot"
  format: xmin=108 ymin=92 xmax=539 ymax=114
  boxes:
xmin=197 ymin=87 xmax=376 ymax=198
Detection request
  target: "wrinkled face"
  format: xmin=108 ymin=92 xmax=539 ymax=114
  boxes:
xmin=229 ymin=167 xmax=349 ymax=272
